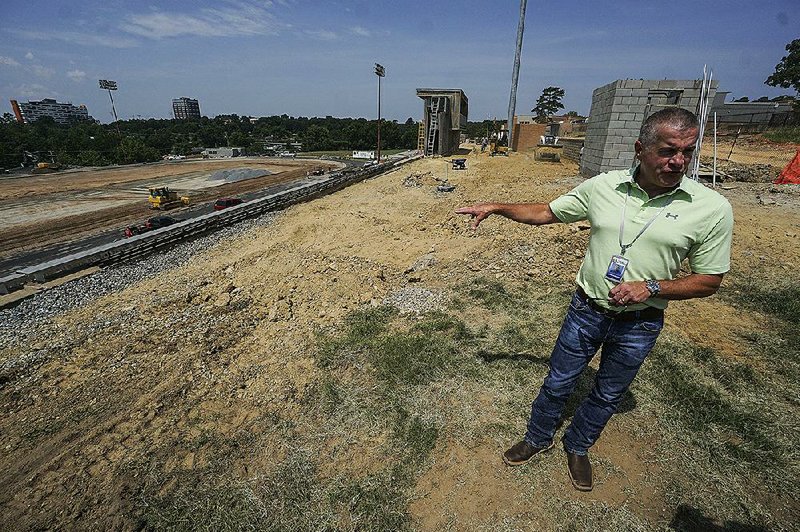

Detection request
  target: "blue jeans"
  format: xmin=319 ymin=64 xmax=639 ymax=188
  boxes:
xmin=524 ymin=292 xmax=663 ymax=455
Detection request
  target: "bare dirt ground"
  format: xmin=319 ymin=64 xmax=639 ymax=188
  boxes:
xmin=0 ymin=157 xmax=336 ymax=259
xmin=1 ymin=138 xmax=798 ymax=529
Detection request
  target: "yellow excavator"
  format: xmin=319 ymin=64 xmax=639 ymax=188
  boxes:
xmin=148 ymin=187 xmax=190 ymax=210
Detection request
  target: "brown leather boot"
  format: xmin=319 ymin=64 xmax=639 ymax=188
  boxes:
xmin=566 ymin=451 xmax=593 ymax=491
xmin=502 ymin=440 xmax=554 ymax=466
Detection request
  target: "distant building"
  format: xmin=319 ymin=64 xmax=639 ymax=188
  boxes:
xmin=710 ymin=92 xmax=795 ymax=132
xmin=202 ymin=147 xmax=243 ymax=158
xmin=511 ymin=114 xmax=587 ymax=152
xmin=10 ymin=98 xmax=93 ymax=124
xmin=172 ymin=97 xmax=201 ymax=119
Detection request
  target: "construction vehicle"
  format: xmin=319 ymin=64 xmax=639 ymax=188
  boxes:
xmin=148 ymin=187 xmax=190 ymax=210
xmin=32 ymin=161 xmax=62 ymax=173
xmin=534 ymin=122 xmax=563 ymax=162
xmin=489 ymin=123 xmax=509 ymax=156
xmin=23 ymin=150 xmax=62 ymax=173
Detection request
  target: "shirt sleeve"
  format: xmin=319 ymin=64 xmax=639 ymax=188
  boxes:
xmin=688 ymin=199 xmax=734 ymax=274
xmin=549 ymin=176 xmax=595 ymax=223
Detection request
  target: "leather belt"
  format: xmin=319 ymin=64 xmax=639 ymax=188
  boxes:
xmin=576 ymin=286 xmax=664 ymax=322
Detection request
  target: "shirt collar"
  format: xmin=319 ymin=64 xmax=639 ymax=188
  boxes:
xmin=616 ymin=164 xmax=692 ymax=199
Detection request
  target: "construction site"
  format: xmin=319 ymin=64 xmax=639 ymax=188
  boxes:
xmin=1 ymin=1 xmax=800 ymax=523
xmin=0 ymin=89 xmax=798 ymax=527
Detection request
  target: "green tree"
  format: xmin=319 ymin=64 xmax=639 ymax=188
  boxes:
xmin=302 ymin=125 xmax=332 ymax=151
xmin=532 ymin=86 xmax=565 ymax=123
xmin=766 ymin=39 xmax=800 ymax=114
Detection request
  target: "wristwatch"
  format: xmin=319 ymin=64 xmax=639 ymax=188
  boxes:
xmin=645 ymin=279 xmax=661 ymax=297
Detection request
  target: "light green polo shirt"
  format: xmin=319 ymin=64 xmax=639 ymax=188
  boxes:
xmin=549 ymin=167 xmax=733 ymax=310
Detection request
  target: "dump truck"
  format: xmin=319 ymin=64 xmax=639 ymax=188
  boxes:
xmin=148 ymin=187 xmax=190 ymax=210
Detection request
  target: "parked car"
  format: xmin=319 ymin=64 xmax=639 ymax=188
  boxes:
xmin=145 ymin=215 xmax=177 ymax=229
xmin=214 ymin=197 xmax=243 ymax=210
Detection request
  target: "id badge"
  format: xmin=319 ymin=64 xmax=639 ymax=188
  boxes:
xmin=605 ymin=254 xmax=629 ymax=283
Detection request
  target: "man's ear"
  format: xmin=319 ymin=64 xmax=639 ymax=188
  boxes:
xmin=634 ymin=140 xmax=643 ymax=159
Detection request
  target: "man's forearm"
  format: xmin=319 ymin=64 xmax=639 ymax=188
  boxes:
xmin=657 ymin=273 xmax=724 ymax=300
xmin=485 ymin=203 xmax=559 ymax=225
xmin=609 ymin=273 xmax=724 ymax=306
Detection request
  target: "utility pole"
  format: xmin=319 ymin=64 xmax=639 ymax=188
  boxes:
xmin=375 ymin=63 xmax=385 ymax=163
xmin=506 ymin=0 xmax=527 ymax=151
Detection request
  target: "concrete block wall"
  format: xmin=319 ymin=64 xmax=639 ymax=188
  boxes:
xmin=580 ymin=79 xmax=717 ymax=177
xmin=560 ymin=138 xmax=583 ymax=163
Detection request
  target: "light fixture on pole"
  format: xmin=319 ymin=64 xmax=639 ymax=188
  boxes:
xmin=99 ymin=79 xmax=121 ymax=135
xmin=374 ymin=63 xmax=385 ymax=163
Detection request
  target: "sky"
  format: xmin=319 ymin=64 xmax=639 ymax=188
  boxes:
xmin=0 ymin=1 xmax=797 ymax=124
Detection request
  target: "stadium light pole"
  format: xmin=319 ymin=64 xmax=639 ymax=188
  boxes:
xmin=506 ymin=0 xmax=527 ymax=151
xmin=374 ymin=63 xmax=385 ymax=163
xmin=99 ymin=79 xmax=121 ymax=136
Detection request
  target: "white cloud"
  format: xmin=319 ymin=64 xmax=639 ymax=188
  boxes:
xmin=121 ymin=2 xmax=283 ymax=39
xmin=67 ymin=69 xmax=86 ymax=82
xmin=304 ymin=29 xmax=337 ymax=41
xmin=25 ymin=52 xmax=34 ymax=60
xmin=13 ymin=29 xmax=138 ymax=48
xmin=0 ymin=55 xmax=20 ymax=67
xmin=350 ymin=26 xmax=371 ymax=37
xmin=15 ymin=83 xmax=54 ymax=99
xmin=30 ymin=65 xmax=55 ymax=78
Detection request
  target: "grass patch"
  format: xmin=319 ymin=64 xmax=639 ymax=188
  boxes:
xmin=463 ymin=277 xmax=521 ymax=310
xmin=726 ymin=279 xmax=800 ymax=327
xmin=140 ymin=455 xmax=413 ymax=531
xmin=315 ymin=307 xmax=477 ymax=386
xmin=762 ymin=126 xmax=800 ymax=144
xmin=647 ymin=342 xmax=780 ymax=468
xmin=721 ymin=277 xmax=800 ymax=380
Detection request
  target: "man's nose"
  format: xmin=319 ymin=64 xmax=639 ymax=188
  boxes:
xmin=670 ymin=152 xmax=687 ymax=166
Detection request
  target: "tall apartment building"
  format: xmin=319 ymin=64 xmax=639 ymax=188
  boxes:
xmin=172 ymin=97 xmax=201 ymax=119
xmin=10 ymin=98 xmax=93 ymax=124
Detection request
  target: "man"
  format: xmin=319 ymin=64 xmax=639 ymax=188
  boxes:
xmin=455 ymin=107 xmax=733 ymax=491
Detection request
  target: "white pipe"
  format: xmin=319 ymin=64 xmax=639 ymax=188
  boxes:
xmin=713 ymin=112 xmax=717 ymax=187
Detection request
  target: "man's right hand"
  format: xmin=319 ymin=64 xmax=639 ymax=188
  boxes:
xmin=455 ymin=203 xmax=496 ymax=229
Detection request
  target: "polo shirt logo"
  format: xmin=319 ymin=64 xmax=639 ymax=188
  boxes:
xmin=665 ymin=213 xmax=679 ymax=219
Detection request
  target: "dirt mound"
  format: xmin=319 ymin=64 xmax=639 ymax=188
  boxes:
xmin=1 ymin=145 xmax=798 ymax=529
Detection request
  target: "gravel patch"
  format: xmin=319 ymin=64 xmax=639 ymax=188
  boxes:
xmin=382 ymin=286 xmax=448 ymax=315
xmin=0 ymin=211 xmax=279 ymax=352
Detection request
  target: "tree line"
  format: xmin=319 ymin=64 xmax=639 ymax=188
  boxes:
xmin=0 ymin=114 xmax=423 ymax=170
